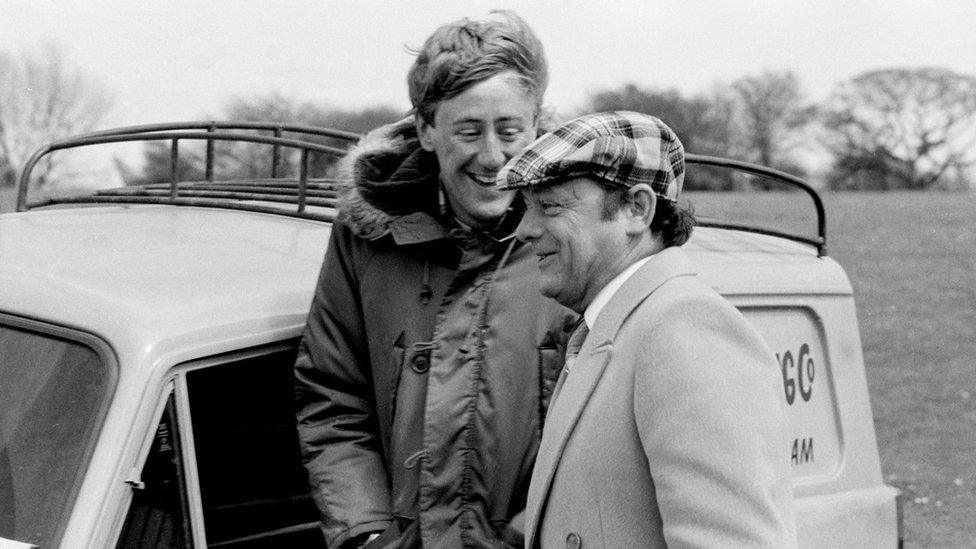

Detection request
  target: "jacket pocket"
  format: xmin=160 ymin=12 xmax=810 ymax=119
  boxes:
xmin=389 ymin=332 xmax=406 ymax=426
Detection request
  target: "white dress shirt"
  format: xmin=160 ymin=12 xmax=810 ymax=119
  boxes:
xmin=583 ymin=256 xmax=653 ymax=330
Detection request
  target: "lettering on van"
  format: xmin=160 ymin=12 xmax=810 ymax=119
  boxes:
xmin=791 ymin=437 xmax=813 ymax=465
xmin=777 ymin=343 xmax=814 ymax=405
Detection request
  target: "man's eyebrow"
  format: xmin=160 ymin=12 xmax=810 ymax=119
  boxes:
xmin=451 ymin=116 xmax=526 ymax=126
xmin=450 ymin=117 xmax=485 ymax=126
xmin=532 ymin=189 xmax=570 ymax=203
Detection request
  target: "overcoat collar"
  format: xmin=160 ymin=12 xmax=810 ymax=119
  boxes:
xmin=524 ymin=246 xmax=698 ymax=546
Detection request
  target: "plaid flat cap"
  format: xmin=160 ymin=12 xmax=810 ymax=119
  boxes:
xmin=498 ymin=111 xmax=685 ymax=201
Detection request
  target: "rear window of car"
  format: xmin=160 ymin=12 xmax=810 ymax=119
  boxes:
xmin=741 ymin=306 xmax=840 ymax=480
xmin=0 ymin=316 xmax=115 ymax=547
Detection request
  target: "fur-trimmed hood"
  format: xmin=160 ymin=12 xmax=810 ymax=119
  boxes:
xmin=335 ymin=117 xmax=443 ymax=242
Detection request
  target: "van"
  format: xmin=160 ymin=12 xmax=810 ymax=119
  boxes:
xmin=0 ymin=122 xmax=901 ymax=548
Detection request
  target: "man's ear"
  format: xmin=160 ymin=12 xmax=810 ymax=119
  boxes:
xmin=416 ymin=118 xmax=436 ymax=152
xmin=624 ymin=183 xmax=657 ymax=233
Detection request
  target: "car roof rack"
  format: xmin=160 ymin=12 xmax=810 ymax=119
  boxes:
xmin=16 ymin=122 xmax=826 ymax=256
xmin=16 ymin=121 xmax=360 ymax=222
xmin=686 ymin=154 xmax=827 ymax=256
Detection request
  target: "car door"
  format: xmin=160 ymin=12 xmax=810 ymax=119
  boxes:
xmin=116 ymin=342 xmax=323 ymax=548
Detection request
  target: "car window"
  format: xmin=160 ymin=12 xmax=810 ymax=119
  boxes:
xmin=184 ymin=345 xmax=323 ymax=548
xmin=0 ymin=319 xmax=114 ymax=548
xmin=117 ymin=393 xmax=194 ymax=548
xmin=741 ymin=307 xmax=839 ymax=480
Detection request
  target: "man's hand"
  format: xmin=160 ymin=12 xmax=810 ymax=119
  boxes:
xmin=501 ymin=511 xmax=526 ymax=547
xmin=340 ymin=531 xmax=381 ymax=549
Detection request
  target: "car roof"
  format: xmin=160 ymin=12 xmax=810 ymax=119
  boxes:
xmin=0 ymin=205 xmax=333 ymax=370
xmin=686 ymin=225 xmax=850 ymax=297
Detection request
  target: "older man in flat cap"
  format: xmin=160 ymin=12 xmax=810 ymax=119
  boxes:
xmin=498 ymin=111 xmax=797 ymax=548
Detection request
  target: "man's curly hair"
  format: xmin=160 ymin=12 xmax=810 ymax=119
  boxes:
xmin=407 ymin=10 xmax=548 ymax=125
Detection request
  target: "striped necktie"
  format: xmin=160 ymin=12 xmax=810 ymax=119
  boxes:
xmin=563 ymin=319 xmax=590 ymax=374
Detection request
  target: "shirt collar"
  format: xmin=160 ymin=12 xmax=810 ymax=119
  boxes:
xmin=583 ymin=256 xmax=653 ymax=329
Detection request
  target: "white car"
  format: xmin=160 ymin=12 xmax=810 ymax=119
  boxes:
xmin=0 ymin=122 xmax=901 ymax=548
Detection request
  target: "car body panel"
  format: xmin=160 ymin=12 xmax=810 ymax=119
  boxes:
xmin=0 ymin=205 xmax=332 ymax=547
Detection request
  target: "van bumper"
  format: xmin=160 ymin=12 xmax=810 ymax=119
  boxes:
xmin=796 ymin=485 xmax=902 ymax=548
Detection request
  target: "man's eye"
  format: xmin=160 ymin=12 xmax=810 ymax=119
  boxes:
xmin=457 ymin=129 xmax=480 ymax=139
xmin=499 ymin=127 xmax=524 ymax=141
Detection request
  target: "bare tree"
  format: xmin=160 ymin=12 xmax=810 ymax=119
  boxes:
xmin=729 ymin=70 xmax=814 ymax=173
xmin=0 ymin=44 xmax=113 ymax=188
xmin=220 ymin=94 xmax=401 ymax=179
xmin=589 ymin=84 xmax=733 ymax=156
xmin=587 ymin=83 xmax=739 ymax=190
xmin=823 ymin=67 xmax=976 ymax=190
xmin=134 ymin=94 xmax=402 ymax=185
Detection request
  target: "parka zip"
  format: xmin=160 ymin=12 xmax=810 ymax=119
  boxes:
xmin=456 ymin=237 xmax=518 ymax=546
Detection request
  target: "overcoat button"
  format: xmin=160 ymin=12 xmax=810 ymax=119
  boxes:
xmin=566 ymin=532 xmax=582 ymax=549
xmin=410 ymin=353 xmax=430 ymax=373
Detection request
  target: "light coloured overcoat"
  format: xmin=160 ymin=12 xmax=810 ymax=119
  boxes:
xmin=525 ymin=247 xmax=798 ymax=548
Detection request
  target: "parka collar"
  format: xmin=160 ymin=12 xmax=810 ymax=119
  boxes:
xmin=334 ymin=117 xmax=446 ymax=244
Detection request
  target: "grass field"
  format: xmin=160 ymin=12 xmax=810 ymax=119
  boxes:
xmin=2 ymin=186 xmax=974 ymax=545
xmin=822 ymin=192 xmax=976 ymax=548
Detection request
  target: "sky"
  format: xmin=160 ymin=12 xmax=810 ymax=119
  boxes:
xmin=1 ymin=0 xmax=975 ymax=129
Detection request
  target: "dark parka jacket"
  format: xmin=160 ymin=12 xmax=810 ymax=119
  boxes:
xmin=295 ymin=118 xmax=575 ymax=548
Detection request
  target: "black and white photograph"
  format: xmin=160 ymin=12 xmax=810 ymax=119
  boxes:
xmin=1 ymin=1 xmax=974 ymax=547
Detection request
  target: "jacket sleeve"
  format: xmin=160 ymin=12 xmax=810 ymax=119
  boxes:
xmin=633 ymin=290 xmax=798 ymax=548
xmin=295 ymin=224 xmax=393 ymax=548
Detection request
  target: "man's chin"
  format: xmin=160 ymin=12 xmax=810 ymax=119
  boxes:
xmin=538 ymin=283 xmax=582 ymax=311
xmin=539 ymin=282 xmax=564 ymax=301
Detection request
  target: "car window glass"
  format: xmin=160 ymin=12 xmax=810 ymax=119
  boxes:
xmin=117 ymin=394 xmax=193 ymax=548
xmin=184 ymin=346 xmax=323 ymax=547
xmin=0 ymin=321 xmax=112 ymax=548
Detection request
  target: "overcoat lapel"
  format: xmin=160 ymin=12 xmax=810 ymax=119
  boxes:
xmin=525 ymin=247 xmax=698 ymax=546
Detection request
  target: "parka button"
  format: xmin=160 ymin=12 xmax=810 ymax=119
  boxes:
xmin=566 ymin=532 xmax=582 ymax=549
xmin=410 ymin=353 xmax=430 ymax=373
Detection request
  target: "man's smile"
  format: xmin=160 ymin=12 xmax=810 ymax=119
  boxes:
xmin=536 ymin=251 xmax=556 ymax=267
xmin=466 ymin=171 xmax=498 ymax=187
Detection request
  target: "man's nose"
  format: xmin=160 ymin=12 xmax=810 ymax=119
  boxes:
xmin=477 ymin=133 xmax=506 ymax=170
xmin=515 ymin=208 xmax=540 ymax=242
